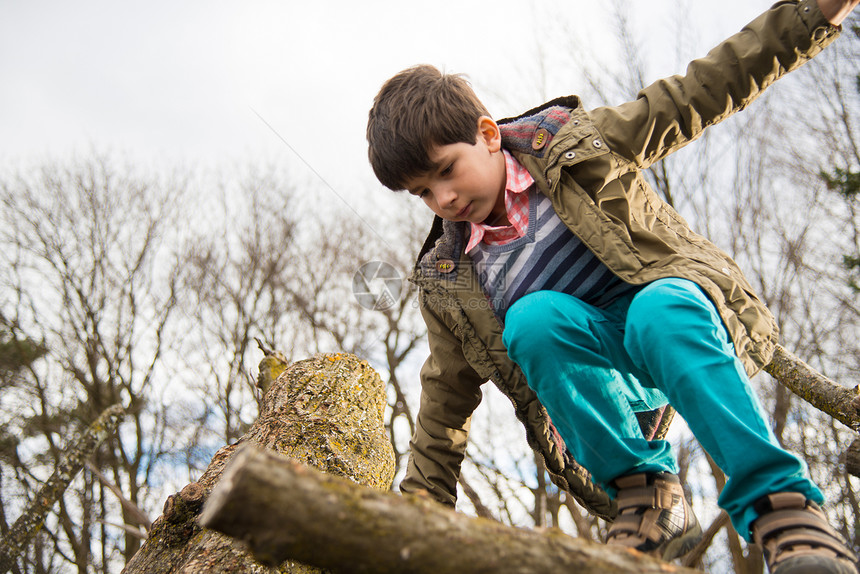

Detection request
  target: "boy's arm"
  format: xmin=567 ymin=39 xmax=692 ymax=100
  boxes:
xmin=591 ymin=0 xmax=842 ymax=170
xmin=400 ymin=295 xmax=485 ymax=507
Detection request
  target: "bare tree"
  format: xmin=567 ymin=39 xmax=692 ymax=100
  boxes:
xmin=0 ymin=154 xmax=185 ymax=572
xmin=277 ymin=195 xmax=430 ymax=483
xmin=176 ymin=166 xmax=301 ymax=449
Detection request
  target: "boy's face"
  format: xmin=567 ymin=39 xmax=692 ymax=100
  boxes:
xmin=404 ymin=117 xmax=508 ymax=226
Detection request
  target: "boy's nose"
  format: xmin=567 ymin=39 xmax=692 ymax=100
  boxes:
xmin=436 ymin=184 xmax=457 ymax=208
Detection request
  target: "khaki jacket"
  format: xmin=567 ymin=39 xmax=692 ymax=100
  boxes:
xmin=402 ymin=0 xmax=840 ymax=520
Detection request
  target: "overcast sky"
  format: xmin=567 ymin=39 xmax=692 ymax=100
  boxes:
xmin=1 ymin=1 xmax=773 ymax=192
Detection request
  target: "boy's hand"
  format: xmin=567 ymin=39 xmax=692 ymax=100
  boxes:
xmin=817 ymin=0 xmax=860 ymax=26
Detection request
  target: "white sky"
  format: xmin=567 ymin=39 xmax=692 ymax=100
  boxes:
xmin=1 ymin=1 xmax=772 ymax=192
xmin=0 ymin=0 xmax=775 ymax=355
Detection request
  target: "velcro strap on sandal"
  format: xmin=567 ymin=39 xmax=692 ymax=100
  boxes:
xmin=614 ymin=473 xmax=683 ymax=512
xmin=754 ymin=509 xmax=843 ymax=544
xmin=614 ymin=473 xmax=649 ymax=490
xmin=768 ymin=529 xmax=852 ymax=560
xmin=608 ymin=509 xmax=664 ymax=544
xmin=615 ymin=487 xmax=676 ymax=511
xmin=766 ymin=492 xmax=808 ymax=511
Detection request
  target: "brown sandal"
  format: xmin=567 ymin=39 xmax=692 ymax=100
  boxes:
xmin=606 ymin=472 xmax=703 ymax=561
xmin=751 ymin=492 xmax=857 ymax=574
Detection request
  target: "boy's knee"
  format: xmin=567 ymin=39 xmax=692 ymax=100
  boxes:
xmin=625 ymin=278 xmax=726 ymax=353
xmin=503 ymin=291 xmax=587 ymax=357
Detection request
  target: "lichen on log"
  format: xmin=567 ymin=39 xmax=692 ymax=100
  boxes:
xmin=123 ymin=353 xmax=395 ymax=574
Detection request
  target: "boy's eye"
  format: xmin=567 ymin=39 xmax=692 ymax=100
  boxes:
xmin=440 ymin=163 xmax=454 ymax=176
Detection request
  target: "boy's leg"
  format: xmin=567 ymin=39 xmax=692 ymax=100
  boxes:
xmin=622 ymin=278 xmax=823 ymax=538
xmin=504 ymin=289 xmax=702 ymax=560
xmin=502 ymin=289 xmax=675 ymax=487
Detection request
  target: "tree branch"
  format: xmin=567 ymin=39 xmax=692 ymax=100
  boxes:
xmin=85 ymin=461 xmax=152 ymax=531
xmin=766 ymin=344 xmax=860 ymax=432
xmin=682 ymin=511 xmax=729 ymax=568
xmin=0 ymin=404 xmax=124 ymax=574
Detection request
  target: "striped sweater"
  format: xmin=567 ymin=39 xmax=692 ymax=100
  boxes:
xmin=468 ymin=188 xmax=634 ymax=322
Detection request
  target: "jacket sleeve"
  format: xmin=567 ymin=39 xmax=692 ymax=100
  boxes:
xmin=399 ymin=291 xmax=485 ymax=507
xmin=591 ymin=0 xmax=840 ymax=170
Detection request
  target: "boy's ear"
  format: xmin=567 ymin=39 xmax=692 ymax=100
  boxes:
xmin=477 ymin=116 xmax=502 ymax=153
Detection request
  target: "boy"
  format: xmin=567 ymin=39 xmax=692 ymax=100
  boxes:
xmin=366 ymin=1 xmax=859 ymax=572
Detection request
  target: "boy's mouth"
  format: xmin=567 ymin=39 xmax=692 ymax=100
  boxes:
xmin=455 ymin=203 xmax=472 ymax=219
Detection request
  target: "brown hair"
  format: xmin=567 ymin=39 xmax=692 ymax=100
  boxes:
xmin=367 ymin=64 xmax=490 ymax=191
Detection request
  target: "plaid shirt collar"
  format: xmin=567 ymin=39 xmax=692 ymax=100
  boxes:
xmin=466 ymin=149 xmax=534 ymax=252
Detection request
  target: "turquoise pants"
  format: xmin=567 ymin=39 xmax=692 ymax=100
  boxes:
xmin=502 ymin=278 xmax=823 ymax=539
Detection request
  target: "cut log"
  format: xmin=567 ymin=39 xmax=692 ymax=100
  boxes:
xmin=201 ymin=444 xmax=699 ymax=574
xmin=123 ymin=353 xmax=395 ymax=574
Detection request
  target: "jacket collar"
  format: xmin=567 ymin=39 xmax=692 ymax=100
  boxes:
xmin=498 ymin=96 xmax=579 ymax=158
